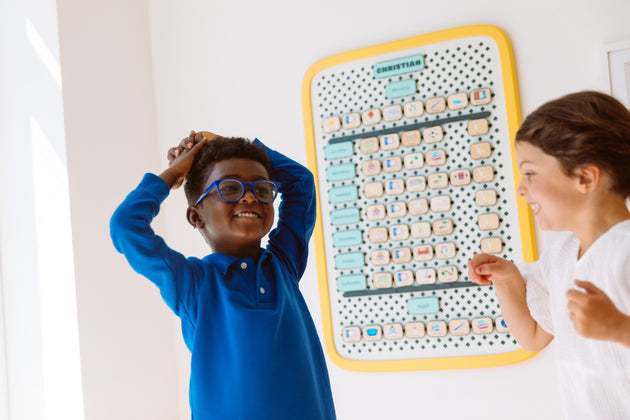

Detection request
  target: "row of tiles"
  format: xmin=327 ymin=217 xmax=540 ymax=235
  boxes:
xmin=322 ymin=88 xmax=493 ymax=133
xmin=341 ymin=315 xmax=508 ymax=343
xmin=328 ymin=188 xmax=498 ymax=227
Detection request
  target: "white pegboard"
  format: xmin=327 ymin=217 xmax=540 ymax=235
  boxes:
xmin=303 ymin=25 xmax=537 ymax=371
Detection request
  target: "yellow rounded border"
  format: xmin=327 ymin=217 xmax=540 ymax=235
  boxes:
xmin=302 ymin=25 xmax=537 ymax=372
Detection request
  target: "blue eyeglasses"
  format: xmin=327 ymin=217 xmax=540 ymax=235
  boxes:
xmin=194 ymin=178 xmax=279 ymax=206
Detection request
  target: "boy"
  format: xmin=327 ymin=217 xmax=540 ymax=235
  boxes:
xmin=110 ymin=131 xmax=336 ymax=420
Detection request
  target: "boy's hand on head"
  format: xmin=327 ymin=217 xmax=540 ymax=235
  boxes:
xmin=467 ymin=253 xmax=520 ymax=286
xmin=567 ymin=280 xmax=630 ymax=345
xmin=167 ymin=130 xmax=220 ymax=164
xmin=160 ymin=131 xmax=211 ymax=189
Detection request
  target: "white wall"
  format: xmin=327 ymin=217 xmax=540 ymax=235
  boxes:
xmin=56 ymin=0 xmax=181 ymax=419
xmin=4 ymin=0 xmax=629 ymax=419
xmin=1 ymin=0 xmax=84 ymax=418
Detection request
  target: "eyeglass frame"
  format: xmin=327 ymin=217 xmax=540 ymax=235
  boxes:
xmin=194 ymin=178 xmax=279 ymax=206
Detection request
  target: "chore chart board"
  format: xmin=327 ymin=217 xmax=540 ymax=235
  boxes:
xmin=302 ymin=25 xmax=537 ymax=372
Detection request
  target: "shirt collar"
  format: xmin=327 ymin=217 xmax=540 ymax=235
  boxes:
xmin=203 ymin=248 xmax=272 ymax=276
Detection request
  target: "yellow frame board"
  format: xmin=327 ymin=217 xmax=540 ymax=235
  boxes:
xmin=303 ymin=25 xmax=537 ymax=371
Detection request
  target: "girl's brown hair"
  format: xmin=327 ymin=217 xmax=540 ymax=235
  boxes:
xmin=515 ymin=90 xmax=630 ymax=197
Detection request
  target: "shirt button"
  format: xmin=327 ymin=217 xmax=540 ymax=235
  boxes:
xmin=260 ymin=287 xmax=266 ymax=294
xmin=240 ymin=262 xmax=247 ymax=269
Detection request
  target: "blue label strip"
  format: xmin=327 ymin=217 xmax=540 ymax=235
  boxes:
xmin=332 ymin=229 xmax=363 ymax=247
xmin=329 ymin=186 xmax=358 ymax=203
xmin=324 ymin=142 xmax=354 ymax=160
xmin=326 ymin=163 xmax=356 ymax=182
xmin=407 ymin=297 xmax=440 ymax=315
xmin=385 ymin=79 xmax=417 ymax=99
xmin=330 ymin=208 xmax=361 ymax=225
xmin=334 ymin=252 xmax=365 ymax=270
xmin=337 ymin=275 xmax=367 ymax=292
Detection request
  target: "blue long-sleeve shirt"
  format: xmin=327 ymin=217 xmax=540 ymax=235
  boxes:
xmin=110 ymin=140 xmax=335 ymax=420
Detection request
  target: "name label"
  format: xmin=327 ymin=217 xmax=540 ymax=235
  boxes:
xmin=373 ymin=54 xmax=425 ymax=79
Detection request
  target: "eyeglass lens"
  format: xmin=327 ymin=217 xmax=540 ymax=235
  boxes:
xmin=218 ymin=179 xmax=277 ymax=202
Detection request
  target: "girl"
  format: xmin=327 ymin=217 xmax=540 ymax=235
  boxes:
xmin=468 ymin=91 xmax=630 ymax=419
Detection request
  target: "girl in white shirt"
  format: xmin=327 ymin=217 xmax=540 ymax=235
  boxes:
xmin=468 ymin=91 xmax=630 ymax=419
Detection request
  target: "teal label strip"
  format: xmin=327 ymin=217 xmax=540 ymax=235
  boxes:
xmin=334 ymin=252 xmax=365 ymax=270
xmin=330 ymin=208 xmax=360 ymax=225
xmin=373 ymin=54 xmax=425 ymax=79
xmin=385 ymin=79 xmax=417 ymax=99
xmin=407 ymin=297 xmax=440 ymax=315
xmin=329 ymin=186 xmax=358 ymax=203
xmin=324 ymin=142 xmax=353 ymax=160
xmin=337 ymin=275 xmax=366 ymax=292
xmin=326 ymin=163 xmax=356 ymax=182
xmin=332 ymin=229 xmax=363 ymax=247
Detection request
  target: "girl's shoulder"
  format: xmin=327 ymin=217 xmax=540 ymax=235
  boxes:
xmin=609 ymin=219 xmax=630 ymax=237
xmin=519 ymin=231 xmax=577 ymax=278
xmin=594 ymin=219 xmax=630 ymax=256
xmin=541 ymin=230 xmax=579 ymax=257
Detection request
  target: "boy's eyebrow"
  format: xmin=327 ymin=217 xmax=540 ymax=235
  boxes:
xmin=219 ymin=174 xmax=269 ymax=180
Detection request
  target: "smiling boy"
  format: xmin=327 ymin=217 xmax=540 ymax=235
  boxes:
xmin=110 ymin=131 xmax=336 ymax=420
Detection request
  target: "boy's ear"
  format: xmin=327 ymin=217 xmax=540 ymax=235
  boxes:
xmin=186 ymin=206 xmax=205 ymax=229
xmin=575 ymin=163 xmax=601 ymax=194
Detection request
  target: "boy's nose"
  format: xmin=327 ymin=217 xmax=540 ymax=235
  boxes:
xmin=240 ymin=187 xmax=259 ymax=203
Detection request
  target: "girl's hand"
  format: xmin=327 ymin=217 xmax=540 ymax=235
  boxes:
xmin=468 ymin=253 xmax=553 ymax=351
xmin=467 ymin=253 xmax=520 ymax=286
xmin=567 ymin=280 xmax=630 ymax=346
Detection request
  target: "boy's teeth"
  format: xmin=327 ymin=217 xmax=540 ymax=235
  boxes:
xmin=236 ymin=212 xmax=259 ymax=218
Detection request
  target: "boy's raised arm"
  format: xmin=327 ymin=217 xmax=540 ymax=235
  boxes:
xmin=161 ymin=131 xmax=216 ymax=189
xmin=261 ymin=140 xmax=316 ymax=279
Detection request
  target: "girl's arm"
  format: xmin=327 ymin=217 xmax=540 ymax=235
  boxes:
xmin=567 ymin=280 xmax=630 ymax=348
xmin=468 ymin=254 xmax=554 ymax=351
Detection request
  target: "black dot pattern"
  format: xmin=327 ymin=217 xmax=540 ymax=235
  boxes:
xmin=308 ymin=37 xmax=529 ymax=362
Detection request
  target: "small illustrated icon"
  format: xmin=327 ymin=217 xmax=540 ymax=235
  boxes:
xmin=474 ymin=90 xmax=487 ymax=101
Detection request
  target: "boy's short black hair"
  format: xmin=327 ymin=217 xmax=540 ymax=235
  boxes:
xmin=184 ymin=137 xmax=273 ymax=206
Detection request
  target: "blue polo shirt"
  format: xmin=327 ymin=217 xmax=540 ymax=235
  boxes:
xmin=110 ymin=140 xmax=336 ymax=420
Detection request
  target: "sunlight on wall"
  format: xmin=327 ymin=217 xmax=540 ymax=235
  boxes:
xmin=27 ymin=16 xmax=85 ymax=412
xmin=26 ymin=19 xmax=62 ymax=88
xmin=30 ymin=117 xmax=85 ymax=420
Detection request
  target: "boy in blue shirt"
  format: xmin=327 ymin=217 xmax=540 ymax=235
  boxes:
xmin=110 ymin=131 xmax=336 ymax=420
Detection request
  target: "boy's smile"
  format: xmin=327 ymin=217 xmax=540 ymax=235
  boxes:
xmin=189 ymin=157 xmax=275 ymax=258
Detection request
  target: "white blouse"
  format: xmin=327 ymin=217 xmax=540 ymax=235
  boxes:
xmin=518 ymin=220 xmax=630 ymax=420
